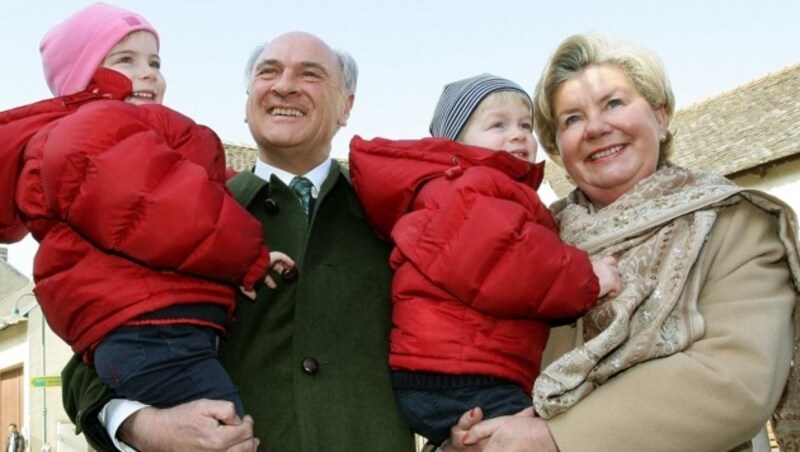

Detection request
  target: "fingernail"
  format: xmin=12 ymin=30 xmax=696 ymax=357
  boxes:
xmin=469 ymin=407 xmax=476 ymax=418
xmin=462 ymin=433 xmax=470 ymax=444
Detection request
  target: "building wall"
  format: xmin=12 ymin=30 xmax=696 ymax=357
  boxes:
xmin=732 ymin=157 xmax=800 ymax=221
xmin=24 ymin=307 xmax=84 ymax=451
xmin=0 ymin=277 xmax=87 ymax=451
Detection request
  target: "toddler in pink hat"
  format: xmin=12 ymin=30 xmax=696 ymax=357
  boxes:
xmin=0 ymin=1 xmax=295 ymax=426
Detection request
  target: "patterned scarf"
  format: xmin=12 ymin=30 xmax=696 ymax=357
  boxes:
xmin=532 ymin=165 xmax=800 ymax=447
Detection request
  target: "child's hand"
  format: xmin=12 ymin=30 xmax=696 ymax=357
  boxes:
xmin=264 ymin=251 xmax=296 ymax=289
xmin=238 ymin=252 xmax=296 ymax=300
xmin=592 ymin=256 xmax=621 ymax=299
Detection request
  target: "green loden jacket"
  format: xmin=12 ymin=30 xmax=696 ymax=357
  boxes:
xmin=62 ymin=161 xmax=414 ymax=451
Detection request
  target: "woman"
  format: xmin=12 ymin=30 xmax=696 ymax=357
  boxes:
xmin=443 ymin=32 xmax=800 ymax=451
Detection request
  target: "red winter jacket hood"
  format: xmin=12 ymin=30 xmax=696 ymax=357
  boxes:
xmin=350 ymin=136 xmax=599 ymax=390
xmin=0 ymin=68 xmax=270 ymax=355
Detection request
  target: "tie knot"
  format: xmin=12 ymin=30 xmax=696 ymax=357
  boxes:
xmin=289 ymin=176 xmax=314 ymax=219
xmin=289 ymin=176 xmax=313 ymax=197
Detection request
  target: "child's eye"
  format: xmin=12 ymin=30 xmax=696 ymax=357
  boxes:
xmin=116 ymin=56 xmax=133 ymax=64
xmin=520 ymin=122 xmax=533 ymax=130
xmin=491 ymin=122 xmax=505 ymax=129
xmin=149 ymin=60 xmax=161 ymax=69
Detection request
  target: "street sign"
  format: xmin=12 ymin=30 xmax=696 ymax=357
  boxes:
xmin=31 ymin=376 xmax=61 ymax=388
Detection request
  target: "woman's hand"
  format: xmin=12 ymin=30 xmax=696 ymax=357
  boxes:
xmin=447 ymin=406 xmax=556 ymax=452
xmin=443 ymin=407 xmax=487 ymax=451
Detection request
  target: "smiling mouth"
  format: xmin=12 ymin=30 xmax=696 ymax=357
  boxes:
xmin=508 ymin=150 xmax=529 ymax=160
xmin=130 ymin=91 xmax=156 ymax=100
xmin=589 ymin=145 xmax=623 ymax=161
xmin=269 ymin=107 xmax=304 ymax=117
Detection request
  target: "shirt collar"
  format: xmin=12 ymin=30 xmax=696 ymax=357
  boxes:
xmin=254 ymin=158 xmax=332 ymax=197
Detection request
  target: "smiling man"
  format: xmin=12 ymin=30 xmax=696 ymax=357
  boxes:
xmin=62 ymin=31 xmax=414 ymax=451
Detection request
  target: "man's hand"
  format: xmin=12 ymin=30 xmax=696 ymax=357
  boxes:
xmin=119 ymin=399 xmax=258 ymax=451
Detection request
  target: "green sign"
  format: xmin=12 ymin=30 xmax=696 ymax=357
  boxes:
xmin=31 ymin=376 xmax=61 ymax=388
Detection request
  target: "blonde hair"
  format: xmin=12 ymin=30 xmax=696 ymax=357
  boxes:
xmin=457 ymin=90 xmax=532 ymax=142
xmin=533 ymin=33 xmax=675 ymax=164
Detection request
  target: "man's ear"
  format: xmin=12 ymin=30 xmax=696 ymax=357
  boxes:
xmin=338 ymin=94 xmax=355 ymax=127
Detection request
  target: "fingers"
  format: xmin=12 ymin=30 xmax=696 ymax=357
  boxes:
xmin=264 ymin=275 xmax=277 ymax=289
xmin=269 ymin=251 xmax=295 ymax=272
xmin=239 ymin=286 xmax=256 ymax=300
xmin=600 ymin=255 xmax=618 ymax=266
xmin=453 ymin=407 xmax=484 ymax=446
xmin=227 ymin=437 xmax=259 ymax=452
xmin=514 ymin=406 xmax=536 ymax=417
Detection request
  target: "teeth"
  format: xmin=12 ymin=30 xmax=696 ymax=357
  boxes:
xmin=590 ymin=145 xmax=622 ymax=161
xmin=271 ymin=108 xmax=303 ymax=117
xmin=131 ymin=92 xmax=155 ymax=99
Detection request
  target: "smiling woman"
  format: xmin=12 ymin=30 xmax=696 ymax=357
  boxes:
xmin=444 ymin=32 xmax=800 ymax=452
xmin=551 ymin=64 xmax=667 ymax=209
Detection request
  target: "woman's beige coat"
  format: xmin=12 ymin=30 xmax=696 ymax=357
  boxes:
xmin=544 ymin=201 xmax=795 ymax=451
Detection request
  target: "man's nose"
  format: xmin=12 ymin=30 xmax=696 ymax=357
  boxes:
xmin=270 ymin=72 xmax=298 ymax=96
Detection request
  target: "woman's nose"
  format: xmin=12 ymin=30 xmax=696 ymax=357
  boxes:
xmin=584 ymin=114 xmax=611 ymax=139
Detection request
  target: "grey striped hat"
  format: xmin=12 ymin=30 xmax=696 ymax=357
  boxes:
xmin=429 ymin=73 xmax=530 ymax=140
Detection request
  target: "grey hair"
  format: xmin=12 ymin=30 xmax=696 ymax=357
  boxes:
xmin=244 ymin=42 xmax=358 ymax=96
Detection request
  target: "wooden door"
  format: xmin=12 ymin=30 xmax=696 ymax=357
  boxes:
xmin=1 ymin=367 xmax=24 ymax=448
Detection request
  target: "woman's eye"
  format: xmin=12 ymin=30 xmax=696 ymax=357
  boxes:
xmin=608 ymin=98 xmax=624 ymax=108
xmin=564 ymin=115 xmax=580 ymax=127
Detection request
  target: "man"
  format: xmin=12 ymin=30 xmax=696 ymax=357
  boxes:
xmin=5 ymin=424 xmax=24 ymax=452
xmin=61 ymin=31 xmax=414 ymax=451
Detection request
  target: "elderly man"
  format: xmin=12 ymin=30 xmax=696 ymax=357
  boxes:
xmin=62 ymin=31 xmax=414 ymax=451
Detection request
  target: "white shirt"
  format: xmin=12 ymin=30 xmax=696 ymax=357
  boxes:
xmin=254 ymin=157 xmax=331 ymax=197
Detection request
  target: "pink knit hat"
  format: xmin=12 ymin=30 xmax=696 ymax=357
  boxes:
xmin=40 ymin=2 xmax=159 ymax=96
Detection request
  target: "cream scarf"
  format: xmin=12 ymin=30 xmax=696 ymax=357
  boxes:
xmin=532 ymin=165 xmax=800 ymax=446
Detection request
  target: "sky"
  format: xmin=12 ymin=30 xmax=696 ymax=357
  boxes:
xmin=3 ymin=0 xmax=799 ymax=276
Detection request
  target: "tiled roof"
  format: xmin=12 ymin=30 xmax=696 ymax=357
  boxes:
xmin=224 ymin=142 xmax=258 ymax=172
xmin=545 ymin=63 xmax=800 ymax=197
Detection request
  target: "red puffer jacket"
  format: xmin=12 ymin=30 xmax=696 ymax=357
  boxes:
xmin=0 ymin=69 xmax=270 ymax=355
xmin=350 ymin=136 xmax=599 ymax=390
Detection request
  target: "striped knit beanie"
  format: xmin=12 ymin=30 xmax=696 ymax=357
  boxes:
xmin=429 ymin=73 xmax=530 ymax=140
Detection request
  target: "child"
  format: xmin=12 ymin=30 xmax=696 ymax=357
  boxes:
xmin=349 ymin=73 xmax=620 ymax=445
xmin=0 ymin=2 xmax=295 ymax=417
